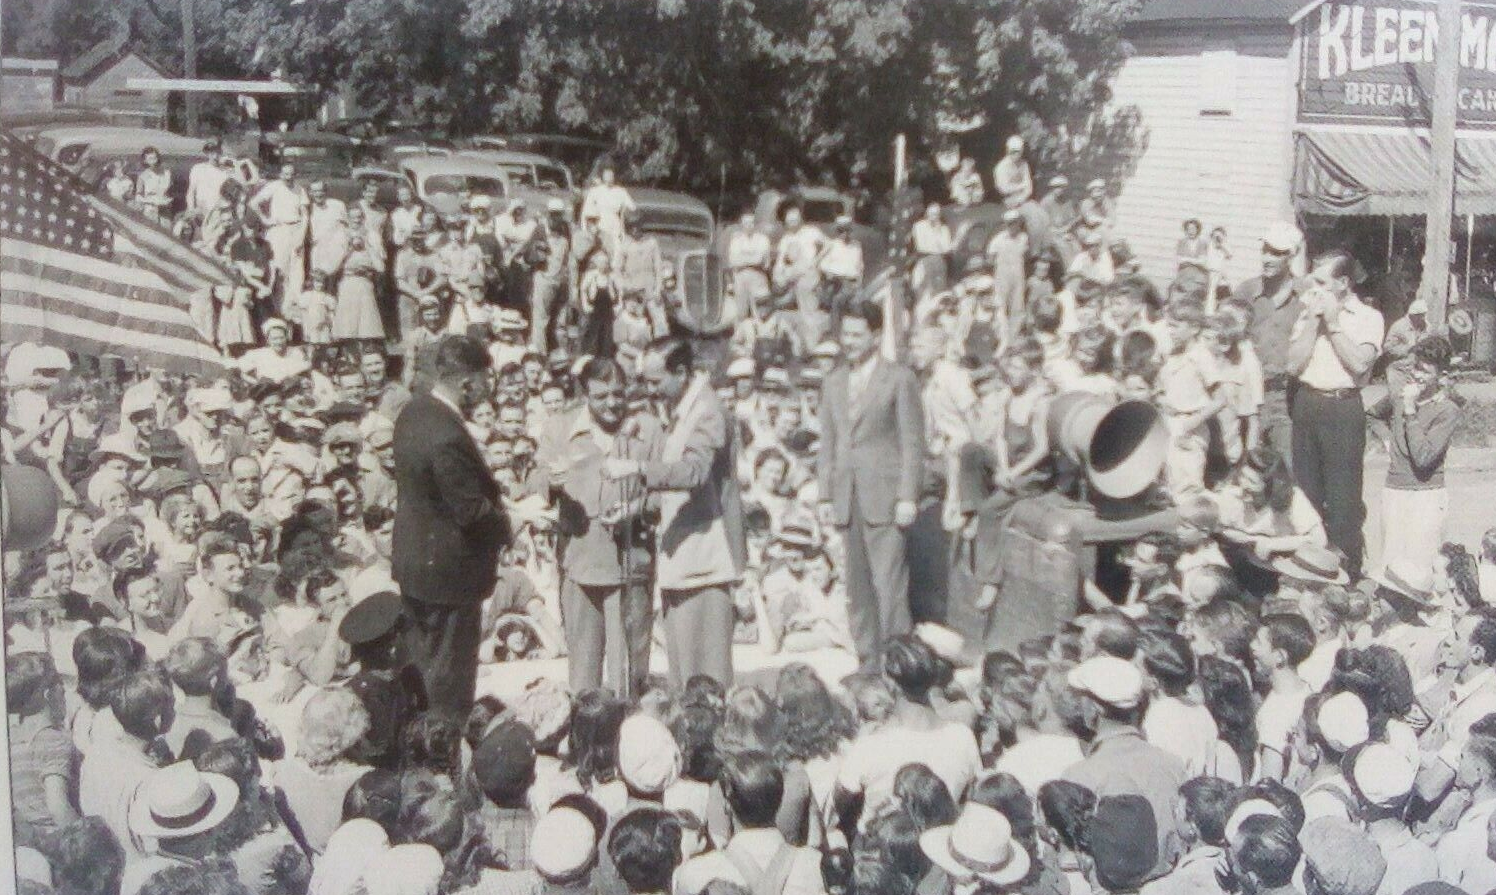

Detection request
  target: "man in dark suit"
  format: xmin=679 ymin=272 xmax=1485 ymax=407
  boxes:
xmin=818 ymin=301 xmax=925 ymax=668
xmin=392 ymin=334 xmax=510 ymax=715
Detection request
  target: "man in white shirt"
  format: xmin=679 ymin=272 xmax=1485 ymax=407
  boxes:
xmin=186 ymin=141 xmax=229 ymax=216
xmin=1436 ymin=713 xmax=1496 ymax=894
xmin=986 ymin=209 xmax=1029 ymax=337
xmin=251 ymin=164 xmax=310 ymax=300
xmin=1419 ymin=615 xmax=1496 ymax=803
xmin=1286 ymin=250 xmax=1384 ymax=576
xmin=818 ymin=216 xmax=863 ymax=338
xmin=992 ymin=135 xmax=1033 ymax=207
xmin=773 ymin=208 xmax=829 ymax=346
xmin=580 ymin=162 xmax=635 ymax=248
xmin=728 ymin=212 xmax=773 ymax=310
xmin=1250 ymin=613 xmax=1314 ymax=781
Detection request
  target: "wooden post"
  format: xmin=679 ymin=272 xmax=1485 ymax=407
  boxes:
xmin=1418 ymin=0 xmax=1462 ymax=329
xmin=181 ymin=0 xmax=199 ymax=136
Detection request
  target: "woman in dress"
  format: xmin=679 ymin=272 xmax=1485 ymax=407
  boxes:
xmin=333 ymin=233 xmax=386 ymax=350
xmin=217 ymin=282 xmax=258 ymax=358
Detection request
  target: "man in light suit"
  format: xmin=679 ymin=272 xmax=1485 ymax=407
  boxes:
xmin=392 ymin=335 xmax=510 ymax=715
xmin=818 ymin=301 xmax=925 ymax=668
xmin=606 ymin=338 xmax=746 ymax=686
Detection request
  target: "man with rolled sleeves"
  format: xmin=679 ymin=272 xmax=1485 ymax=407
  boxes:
xmin=818 ymin=300 xmax=925 ymax=669
xmin=1286 ymin=250 xmax=1384 ymax=577
xmin=537 ymin=356 xmax=662 ymax=697
xmin=1232 ymin=222 xmax=1305 ymax=463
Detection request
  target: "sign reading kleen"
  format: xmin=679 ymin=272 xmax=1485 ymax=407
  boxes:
xmin=1299 ymin=0 xmax=1496 ymax=128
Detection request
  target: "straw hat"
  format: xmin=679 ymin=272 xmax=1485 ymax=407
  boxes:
xmin=919 ymin=803 xmax=1031 ymax=887
xmin=128 ymin=762 xmax=239 ymax=839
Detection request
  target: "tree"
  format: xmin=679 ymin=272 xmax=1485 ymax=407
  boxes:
xmin=12 ymin=0 xmax=1146 ymax=210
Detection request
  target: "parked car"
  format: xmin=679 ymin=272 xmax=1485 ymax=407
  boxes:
xmin=363 ymin=133 xmax=454 ymax=166
xmin=630 ymin=187 xmax=715 ymax=268
xmin=464 ymin=133 xmax=610 ymax=183
xmin=750 ymin=185 xmax=888 ymax=271
xmin=355 ymin=155 xmax=558 ymax=223
xmin=31 ymin=125 xmax=204 ymax=171
xmin=31 ymin=126 xmax=208 ymax=219
xmin=259 ymin=131 xmax=357 ymax=183
xmin=454 ymin=147 xmax=575 ymax=199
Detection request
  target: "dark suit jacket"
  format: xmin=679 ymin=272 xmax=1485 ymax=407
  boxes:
xmin=392 ymin=392 xmax=509 ymax=605
xmin=817 ymin=355 xmax=925 ymax=527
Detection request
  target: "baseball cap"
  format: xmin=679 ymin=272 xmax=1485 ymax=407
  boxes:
xmin=532 ymin=807 xmax=598 ymax=881
xmin=1067 ymin=656 xmax=1144 ymax=710
xmin=1262 ymin=221 xmax=1303 ymax=254
xmin=1351 ymin=743 xmax=1416 ymax=807
xmin=339 ymin=591 xmax=403 ymax=644
xmin=617 ymin=714 xmax=681 ymax=795
xmin=1315 ymin=692 xmax=1370 ymax=754
xmin=472 ymin=719 xmax=538 ymax=804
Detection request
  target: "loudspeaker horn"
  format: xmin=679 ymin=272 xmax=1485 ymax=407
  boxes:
xmin=2 ymin=464 xmax=61 ymax=553
xmin=1045 ymin=392 xmax=1169 ymax=499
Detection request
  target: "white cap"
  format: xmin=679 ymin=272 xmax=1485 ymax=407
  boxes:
xmin=1262 ymin=221 xmax=1304 ymax=254
xmin=187 ymin=386 xmax=233 ymax=414
xmin=1006 ymin=135 xmax=1025 ymax=151
xmin=1408 ymin=299 xmax=1429 ymax=315
xmin=1067 ymin=656 xmax=1144 ymax=710
xmin=915 ymin=622 xmax=966 ymax=665
xmin=532 ymin=807 xmax=598 ymax=880
xmin=1225 ymin=799 xmax=1284 ymax=843
xmin=365 ymin=844 xmax=444 ymax=895
xmin=1316 ymin=692 xmax=1370 ymax=754
xmin=726 ymin=356 xmax=755 ymax=379
xmin=1351 ymin=742 xmax=1417 ymax=807
xmin=547 ymin=197 xmax=567 ymax=213
xmin=31 ymin=345 xmax=72 ymax=372
xmin=617 ymin=714 xmax=682 ymax=795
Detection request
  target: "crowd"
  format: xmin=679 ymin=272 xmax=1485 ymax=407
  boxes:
xmin=0 ymin=128 xmax=1488 ymax=895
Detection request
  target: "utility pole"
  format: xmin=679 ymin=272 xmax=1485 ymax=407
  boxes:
xmin=180 ymin=0 xmax=199 ymax=136
xmin=1418 ymin=0 xmax=1462 ymax=328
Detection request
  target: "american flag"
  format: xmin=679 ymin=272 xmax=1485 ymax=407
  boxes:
xmin=870 ymin=184 xmax=920 ymax=361
xmin=0 ymin=131 xmax=230 ymax=376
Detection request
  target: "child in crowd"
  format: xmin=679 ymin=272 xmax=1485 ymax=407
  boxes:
xmin=1155 ymin=299 xmax=1222 ymax=495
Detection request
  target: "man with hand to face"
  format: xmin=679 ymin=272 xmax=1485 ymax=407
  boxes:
xmin=815 ymin=301 xmax=925 ymax=669
xmin=1286 ymin=250 xmax=1383 ymax=577
xmin=604 ymin=338 xmax=745 ymax=687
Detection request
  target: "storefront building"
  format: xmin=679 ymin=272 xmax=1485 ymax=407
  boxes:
xmin=1112 ymin=0 xmax=1496 ymax=349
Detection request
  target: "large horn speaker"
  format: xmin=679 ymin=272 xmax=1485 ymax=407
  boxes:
xmin=1045 ymin=392 xmax=1169 ymax=499
xmin=2 ymin=464 xmax=61 ymax=553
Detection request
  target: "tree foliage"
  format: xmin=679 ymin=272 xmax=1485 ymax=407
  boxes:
xmin=10 ymin=0 xmax=1146 ymax=204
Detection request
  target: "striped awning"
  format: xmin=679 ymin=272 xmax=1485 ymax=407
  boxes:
xmin=1293 ymin=128 xmax=1496 ymax=216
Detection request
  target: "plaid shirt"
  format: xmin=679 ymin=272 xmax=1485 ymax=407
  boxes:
xmin=480 ymin=803 xmax=537 ymax=871
xmin=8 ymin=712 xmax=74 ymax=840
